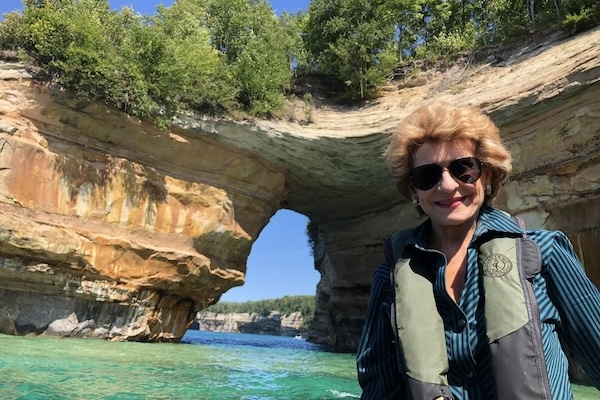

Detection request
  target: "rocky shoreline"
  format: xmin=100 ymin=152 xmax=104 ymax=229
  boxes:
xmin=194 ymin=311 xmax=307 ymax=337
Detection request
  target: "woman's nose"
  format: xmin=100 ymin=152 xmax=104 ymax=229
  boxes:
xmin=438 ymin=169 xmax=459 ymax=191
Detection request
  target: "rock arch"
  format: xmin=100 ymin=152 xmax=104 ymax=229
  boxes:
xmin=0 ymin=28 xmax=599 ymax=349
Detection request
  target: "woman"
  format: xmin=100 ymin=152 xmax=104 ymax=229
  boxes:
xmin=356 ymin=101 xmax=600 ymax=399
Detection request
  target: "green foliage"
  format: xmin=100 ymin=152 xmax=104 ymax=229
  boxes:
xmin=1 ymin=0 xmax=296 ymax=121
xmin=279 ymin=11 xmax=311 ymax=76
xmin=302 ymin=93 xmax=314 ymax=123
xmin=306 ymin=219 xmax=320 ymax=256
xmin=414 ymin=23 xmax=477 ymax=61
xmin=0 ymin=0 xmax=597 ymax=122
xmin=7 ymin=0 xmax=228 ymax=124
xmin=206 ymin=295 xmax=316 ymax=328
xmin=481 ymin=0 xmax=532 ymax=43
xmin=0 ymin=12 xmax=26 ymax=50
xmin=152 ymin=1 xmax=237 ymax=115
xmin=562 ymin=5 xmax=600 ymax=34
xmin=304 ymin=0 xmax=397 ymax=100
xmin=204 ymin=0 xmax=292 ymax=116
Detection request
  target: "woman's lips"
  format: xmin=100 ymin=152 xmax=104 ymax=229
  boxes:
xmin=435 ymin=196 xmax=466 ymax=208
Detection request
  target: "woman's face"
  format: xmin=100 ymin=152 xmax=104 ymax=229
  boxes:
xmin=412 ymin=139 xmax=490 ymax=231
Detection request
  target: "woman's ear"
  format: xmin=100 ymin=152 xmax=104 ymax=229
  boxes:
xmin=409 ymin=188 xmax=419 ymax=207
xmin=481 ymin=168 xmax=493 ymax=193
xmin=481 ymin=167 xmax=494 ymax=198
xmin=482 ymin=167 xmax=492 ymax=183
xmin=409 ymin=188 xmax=425 ymax=216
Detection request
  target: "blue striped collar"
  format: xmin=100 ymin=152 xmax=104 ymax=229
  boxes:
xmin=403 ymin=206 xmax=524 ymax=250
xmin=473 ymin=206 xmax=524 ymax=240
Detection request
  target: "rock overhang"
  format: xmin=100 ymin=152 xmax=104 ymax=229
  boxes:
xmin=0 ymin=27 xmax=598 ymax=347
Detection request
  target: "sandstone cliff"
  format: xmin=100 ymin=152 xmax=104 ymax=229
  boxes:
xmin=0 ymin=66 xmax=286 ymax=340
xmin=196 ymin=311 xmax=305 ymax=336
xmin=0 ymin=27 xmax=598 ymax=349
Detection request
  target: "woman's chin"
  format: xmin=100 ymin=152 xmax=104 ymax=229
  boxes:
xmin=427 ymin=206 xmax=481 ymax=228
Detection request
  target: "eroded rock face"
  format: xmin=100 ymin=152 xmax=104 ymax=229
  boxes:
xmin=0 ymin=74 xmax=287 ymax=341
xmin=196 ymin=311 xmax=305 ymax=336
xmin=0 ymin=27 xmax=598 ymax=348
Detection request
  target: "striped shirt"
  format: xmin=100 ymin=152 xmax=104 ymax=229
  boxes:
xmin=356 ymin=206 xmax=600 ymax=399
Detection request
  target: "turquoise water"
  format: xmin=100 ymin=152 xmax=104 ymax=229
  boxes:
xmin=0 ymin=331 xmax=597 ymax=399
xmin=0 ymin=331 xmax=361 ymax=399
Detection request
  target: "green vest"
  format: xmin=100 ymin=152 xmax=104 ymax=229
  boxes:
xmin=385 ymin=221 xmax=552 ymax=400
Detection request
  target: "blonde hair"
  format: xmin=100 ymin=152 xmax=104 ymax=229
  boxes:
xmin=385 ymin=101 xmax=512 ymax=206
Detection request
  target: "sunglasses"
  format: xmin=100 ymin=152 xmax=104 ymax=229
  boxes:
xmin=411 ymin=157 xmax=484 ymax=191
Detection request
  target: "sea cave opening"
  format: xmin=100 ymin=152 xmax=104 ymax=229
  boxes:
xmin=195 ymin=209 xmax=320 ymax=337
xmin=220 ymin=209 xmax=319 ymax=303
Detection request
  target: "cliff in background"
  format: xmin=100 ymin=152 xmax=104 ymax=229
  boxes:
xmin=0 ymin=27 xmax=598 ymax=349
xmin=196 ymin=311 xmax=305 ymax=336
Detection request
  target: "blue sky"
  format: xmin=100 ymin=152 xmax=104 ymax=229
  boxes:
xmin=0 ymin=0 xmax=318 ymax=303
xmin=0 ymin=1 xmax=310 ymax=17
xmin=227 ymin=210 xmax=317 ymax=302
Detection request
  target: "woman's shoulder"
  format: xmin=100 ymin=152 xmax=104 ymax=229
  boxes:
xmin=373 ymin=260 xmax=391 ymax=283
xmin=526 ymin=228 xmax=571 ymax=246
xmin=526 ymin=229 xmax=576 ymax=261
xmin=482 ymin=207 xmax=572 ymax=245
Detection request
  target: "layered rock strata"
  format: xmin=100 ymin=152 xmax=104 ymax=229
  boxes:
xmin=0 ymin=27 xmax=598 ymax=350
xmin=0 ymin=74 xmax=287 ymax=341
xmin=196 ymin=311 xmax=305 ymax=336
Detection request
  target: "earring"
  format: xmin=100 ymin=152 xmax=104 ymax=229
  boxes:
xmin=485 ymin=185 xmax=492 ymax=195
xmin=411 ymin=196 xmax=425 ymax=216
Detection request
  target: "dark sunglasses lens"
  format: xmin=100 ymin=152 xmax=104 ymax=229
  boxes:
xmin=448 ymin=157 xmax=482 ymax=184
xmin=412 ymin=164 xmax=442 ymax=190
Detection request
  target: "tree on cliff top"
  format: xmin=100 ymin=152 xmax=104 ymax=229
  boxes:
xmin=303 ymin=0 xmax=397 ymax=101
xmin=0 ymin=0 xmax=597 ymax=123
xmin=206 ymin=295 xmax=316 ymax=328
xmin=0 ymin=0 xmax=296 ymax=123
xmin=207 ymin=295 xmax=315 ymax=316
xmin=204 ymin=0 xmax=292 ymax=115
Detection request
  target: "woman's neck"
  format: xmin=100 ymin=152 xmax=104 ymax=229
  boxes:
xmin=430 ymin=220 xmax=477 ymax=256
